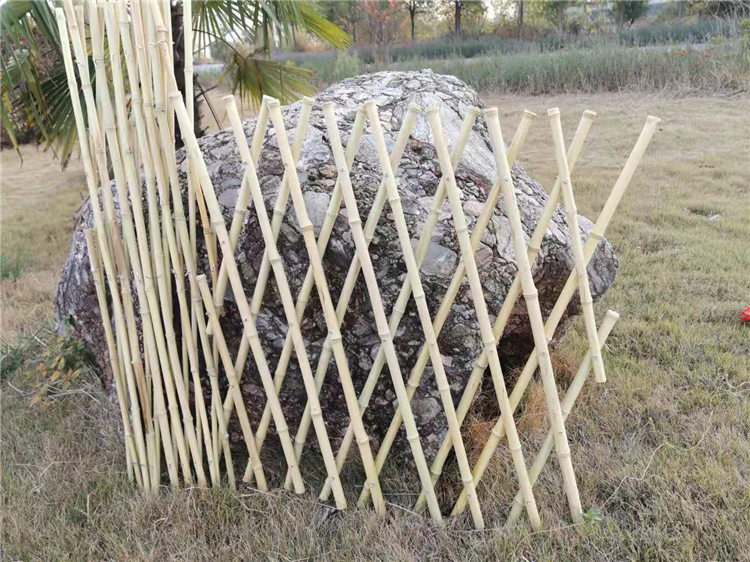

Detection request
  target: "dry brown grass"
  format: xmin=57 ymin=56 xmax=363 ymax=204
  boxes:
xmin=0 ymin=146 xmax=86 ymax=339
xmin=2 ymin=92 xmax=749 ymax=560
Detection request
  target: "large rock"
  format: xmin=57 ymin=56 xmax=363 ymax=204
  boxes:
xmin=55 ymin=70 xmax=618 ymax=462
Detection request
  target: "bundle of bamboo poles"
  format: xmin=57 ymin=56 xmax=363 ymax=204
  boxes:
xmin=59 ymin=0 xmax=658 ymax=529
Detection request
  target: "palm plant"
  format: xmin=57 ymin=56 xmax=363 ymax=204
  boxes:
xmin=1 ymin=0 xmax=349 ymax=165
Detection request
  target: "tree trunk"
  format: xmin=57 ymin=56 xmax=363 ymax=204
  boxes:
xmin=518 ymin=0 xmax=524 ymax=40
xmin=410 ymin=9 xmax=416 ymax=42
xmin=455 ymin=0 xmax=462 ymax=39
xmin=558 ymin=1 xmax=564 ymax=35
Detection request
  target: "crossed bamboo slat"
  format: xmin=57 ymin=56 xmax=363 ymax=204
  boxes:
xmin=223 ymin=96 xmax=350 ymax=509
xmin=413 ymin=108 xmax=598 ymax=515
xmin=449 ymin=114 xmax=661 ymax=518
xmin=319 ymin=106 xmax=482 ymax=503
xmin=485 ymin=108 xmax=583 ymax=524
xmin=356 ymin=109 xmax=536 ymax=508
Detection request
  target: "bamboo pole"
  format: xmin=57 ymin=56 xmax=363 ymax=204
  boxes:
xmin=242 ymin=105 xmax=370 ymax=485
xmin=150 ymin=7 xmax=252 ymax=488
xmin=197 ymin=276 xmax=269 ymax=490
xmin=505 ymin=310 xmax=620 ymax=528
xmin=284 ymin=104 xmax=422 ymax=492
xmin=361 ymin=109 xmax=536 ymax=509
xmin=486 ymin=108 xmax=582 ymax=523
xmin=126 ymin=0 xmax=198 ymax=487
xmin=548 ymin=108 xmax=604 ymax=384
xmin=210 ymin=97 xmax=273 ymax=316
xmin=84 ymin=228 xmax=143 ymax=489
xmin=321 ymin=105 xmax=479 ymax=502
xmin=116 ymin=0 xmax=200 ymax=485
xmin=103 ymin=0 xmax=162 ymax=487
xmin=191 ymin=287 xmax=237 ymax=488
xmin=428 ymin=106 xmax=540 ymax=530
xmin=118 ymin=0 xmax=190 ymax=489
xmin=413 ymin=109 xmax=596 ymax=514
xmin=321 ymin=102 xmax=443 ymax=522
xmin=262 ymin=98 xmax=386 ymax=513
xmin=224 ymin=95 xmax=349 ymax=508
xmin=56 ymin=5 xmax=159 ymax=489
xmin=450 ymin=115 xmax=660 ymax=517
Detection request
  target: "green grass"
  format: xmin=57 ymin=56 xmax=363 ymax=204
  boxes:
xmin=303 ymin=42 xmax=750 ymax=95
xmin=2 ymin=94 xmax=749 ymax=560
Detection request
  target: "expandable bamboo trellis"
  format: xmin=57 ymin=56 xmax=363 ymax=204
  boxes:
xmin=58 ymin=0 xmax=659 ymax=530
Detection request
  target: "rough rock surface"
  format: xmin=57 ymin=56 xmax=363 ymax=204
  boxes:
xmin=55 ymin=70 xmax=618 ymax=462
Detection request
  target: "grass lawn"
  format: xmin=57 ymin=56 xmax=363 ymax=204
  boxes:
xmin=1 ymin=92 xmax=749 ymax=560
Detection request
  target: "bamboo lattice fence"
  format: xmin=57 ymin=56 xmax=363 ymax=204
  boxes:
xmin=56 ymin=0 xmax=660 ymax=531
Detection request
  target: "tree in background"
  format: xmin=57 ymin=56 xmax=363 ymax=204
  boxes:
xmin=539 ymin=0 xmax=573 ymax=35
xmin=0 ymin=1 xmax=349 ymax=164
xmin=403 ymin=0 xmax=432 ymax=42
xmin=319 ymin=0 xmax=365 ymax=43
xmin=518 ymin=0 xmax=524 ymax=39
xmin=442 ymin=0 xmax=488 ymax=38
xmin=611 ymin=0 xmax=648 ymax=28
xmin=363 ymin=0 xmax=403 ymax=60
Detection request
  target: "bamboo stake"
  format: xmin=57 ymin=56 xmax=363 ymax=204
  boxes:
xmin=103 ymin=0 xmax=162 ymax=487
xmin=362 ymin=109 xmax=536 ymax=509
xmin=182 ymin=0 xmax=203 ymax=463
xmin=191 ymin=287 xmax=237 ymax=488
xmin=321 ymin=102 xmax=443 ymax=522
xmin=149 ymin=8 xmax=242 ymax=488
xmin=262 ymin=98 xmax=386 ymax=513
xmin=450 ymin=115 xmax=661 ymax=517
xmin=486 ymin=108 xmax=582 ymax=523
xmin=164 ymin=85 xmax=306 ymax=493
xmin=428 ymin=106 xmax=540 ymax=530
xmin=85 ymin=228 xmax=143 ymax=489
xmin=506 ymin=310 xmax=620 ymax=528
xmin=118 ymin=0 xmax=190 ymax=489
xmin=414 ymin=109 xmax=596 ymax=514
xmin=284 ymin=104 xmax=421 ymax=491
xmin=197 ymin=276 xmax=268 ymax=490
xmin=321 ymin=105 xmax=479 ymax=503
xmin=243 ymin=105 xmax=369 ymax=485
xmin=548 ymin=108 xmax=604 ymax=384
xmin=224 ymin=95 xmax=348 ymax=508
xmin=210 ymin=97 xmax=273 ymax=316
xmin=56 ymin=5 xmax=158 ymax=489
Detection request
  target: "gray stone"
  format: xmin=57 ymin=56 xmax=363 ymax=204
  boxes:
xmin=55 ymin=70 xmax=618 ymax=464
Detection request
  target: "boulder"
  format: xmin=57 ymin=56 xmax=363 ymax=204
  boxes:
xmin=55 ymin=70 xmax=618 ymax=463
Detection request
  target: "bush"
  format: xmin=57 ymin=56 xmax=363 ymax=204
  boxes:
xmin=332 ymin=51 xmax=363 ymax=82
